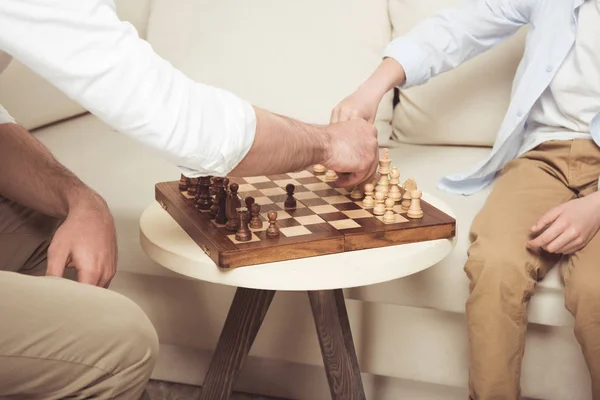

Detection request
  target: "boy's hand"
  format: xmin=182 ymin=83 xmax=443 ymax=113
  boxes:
xmin=331 ymin=88 xmax=380 ymax=124
xmin=527 ymin=193 xmax=600 ymax=254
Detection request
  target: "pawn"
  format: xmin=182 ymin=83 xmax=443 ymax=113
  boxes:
xmin=284 ymin=184 xmax=296 ymax=208
xmin=372 ymin=191 xmax=386 ymax=216
xmin=350 ymin=186 xmax=363 ymax=200
xmin=383 ymin=197 xmax=396 ymax=224
xmin=313 ymin=164 xmax=326 ymax=173
xmin=249 ymin=203 xmax=263 ymax=229
xmin=178 ymin=174 xmax=190 ymax=191
xmin=362 ymin=183 xmax=375 ymax=208
xmin=245 ymin=196 xmax=255 ymax=210
xmin=407 ymin=190 xmax=424 ymax=219
xmin=266 ymin=211 xmax=280 ymax=238
xmin=325 ymin=170 xmax=337 ymax=182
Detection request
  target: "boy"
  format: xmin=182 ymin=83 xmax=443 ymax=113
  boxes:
xmin=332 ymin=0 xmax=600 ymax=398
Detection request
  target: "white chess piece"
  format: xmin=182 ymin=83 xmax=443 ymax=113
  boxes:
xmin=383 ymin=197 xmax=396 ymax=223
xmin=375 ymin=174 xmax=390 ymax=195
xmin=373 ymin=191 xmax=386 ymax=216
xmin=350 ymin=186 xmax=363 ymax=200
xmin=378 ymin=148 xmax=391 ymax=175
xmin=313 ymin=164 xmax=326 ymax=173
xmin=407 ymin=189 xmax=424 ymax=219
xmin=325 ymin=170 xmax=337 ymax=182
xmin=389 ymin=166 xmax=401 ymax=202
xmin=362 ymin=183 xmax=375 ymax=208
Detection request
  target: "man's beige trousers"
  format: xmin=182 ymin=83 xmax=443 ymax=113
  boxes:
xmin=466 ymin=140 xmax=600 ymax=399
xmin=0 ymin=185 xmax=158 ymax=397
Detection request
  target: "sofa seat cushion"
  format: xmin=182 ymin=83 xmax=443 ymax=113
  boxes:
xmin=145 ymin=0 xmax=394 ymax=145
xmin=347 ymin=144 xmax=574 ymax=328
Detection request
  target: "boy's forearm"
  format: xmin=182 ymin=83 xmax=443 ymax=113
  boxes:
xmin=359 ymin=58 xmax=407 ymax=98
xmin=0 ymin=123 xmax=102 ymax=219
xmin=229 ymin=107 xmax=330 ymax=177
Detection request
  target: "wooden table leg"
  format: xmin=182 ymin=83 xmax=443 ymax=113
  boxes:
xmin=308 ymin=289 xmax=366 ymax=400
xmin=199 ymin=287 xmax=276 ymax=400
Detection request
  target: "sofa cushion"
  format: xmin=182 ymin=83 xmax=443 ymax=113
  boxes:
xmin=388 ymin=0 xmax=527 ymax=147
xmin=0 ymin=0 xmax=151 ymax=130
xmin=347 ymin=144 xmax=574 ymax=328
xmin=146 ymin=0 xmax=394 ymax=145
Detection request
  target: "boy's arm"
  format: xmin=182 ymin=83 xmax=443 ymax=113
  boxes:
xmin=332 ymin=0 xmax=532 ymax=123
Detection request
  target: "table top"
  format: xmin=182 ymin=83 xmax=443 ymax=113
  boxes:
xmin=139 ymin=192 xmax=456 ymax=291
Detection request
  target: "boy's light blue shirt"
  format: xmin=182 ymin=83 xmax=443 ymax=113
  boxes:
xmin=383 ymin=0 xmax=599 ymax=195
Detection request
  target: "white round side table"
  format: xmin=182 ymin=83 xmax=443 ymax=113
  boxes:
xmin=140 ymin=193 xmax=456 ymax=400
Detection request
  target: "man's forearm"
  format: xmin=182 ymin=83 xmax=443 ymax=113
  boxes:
xmin=0 ymin=123 xmax=102 ymax=218
xmin=229 ymin=107 xmax=330 ymax=177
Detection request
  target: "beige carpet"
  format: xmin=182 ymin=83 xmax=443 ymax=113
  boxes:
xmin=144 ymin=380 xmax=285 ymax=400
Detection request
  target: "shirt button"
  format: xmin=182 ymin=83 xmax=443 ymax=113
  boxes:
xmin=516 ymin=110 xmax=523 ymax=117
xmin=546 ymin=65 xmax=553 ymax=72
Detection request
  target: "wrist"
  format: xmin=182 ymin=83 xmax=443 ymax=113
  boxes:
xmin=314 ymin=125 xmax=333 ymax=166
xmin=64 ymin=185 xmax=108 ymax=218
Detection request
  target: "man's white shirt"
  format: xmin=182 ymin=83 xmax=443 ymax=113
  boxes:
xmin=385 ymin=0 xmax=600 ymax=195
xmin=0 ymin=0 xmax=257 ymax=177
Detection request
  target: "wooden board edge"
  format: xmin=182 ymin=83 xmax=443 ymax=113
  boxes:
xmin=344 ymin=222 xmax=455 ymax=251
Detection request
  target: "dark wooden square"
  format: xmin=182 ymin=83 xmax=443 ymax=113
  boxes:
xmin=313 ymin=189 xmax=341 ymax=197
xmin=319 ymin=212 xmax=349 ymax=222
xmin=333 ymin=202 xmax=362 ymax=211
xmin=301 ymin=198 xmax=328 ymax=207
xmin=253 ymin=181 xmax=278 ymax=189
xmin=296 ymin=177 xmax=322 ymax=185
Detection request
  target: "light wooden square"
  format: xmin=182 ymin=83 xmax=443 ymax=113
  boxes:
xmin=254 ymin=196 xmax=274 ymax=205
xmin=336 ymin=188 xmax=350 ymax=195
xmin=280 ymin=225 xmax=312 ymax=237
xmin=244 ymin=176 xmax=271 ymax=184
xmin=323 ymin=195 xmax=352 ymax=205
xmin=237 ymin=184 xmax=257 ymax=192
xmin=261 ymin=211 xmax=292 ymax=220
xmin=294 ymin=215 xmax=326 ymax=225
xmin=250 ymin=222 xmax=268 ymax=232
xmin=273 ymin=179 xmax=301 ymax=187
xmin=328 ymin=219 xmax=361 ymax=230
xmin=288 ymin=170 xmax=314 ymax=179
xmin=304 ymin=182 xmax=331 ymax=191
xmin=295 ymin=191 xmax=319 ymax=200
xmin=342 ymin=209 xmax=373 ymax=219
xmin=260 ymin=187 xmax=286 ymax=196
xmin=393 ymin=205 xmax=407 ymax=214
xmin=276 ymin=202 xmax=306 ymax=209
xmin=227 ymin=233 xmax=261 ymax=244
xmin=309 ymin=204 xmax=339 ymax=214
xmin=182 ymin=192 xmax=195 ymax=199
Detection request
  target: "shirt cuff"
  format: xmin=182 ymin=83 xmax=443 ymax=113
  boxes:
xmin=383 ymin=37 xmax=430 ymax=89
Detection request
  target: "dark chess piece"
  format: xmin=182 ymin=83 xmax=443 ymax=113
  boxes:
xmin=245 ymin=196 xmax=255 ymax=211
xmin=225 ymin=183 xmax=240 ymax=232
xmin=196 ymin=176 xmax=213 ymax=210
xmin=215 ymin=185 xmax=228 ymax=224
xmin=209 ymin=176 xmax=219 ymax=196
xmin=266 ymin=211 xmax=280 ymax=238
xmin=178 ymin=174 xmax=190 ymax=191
xmin=235 ymin=210 xmax=252 ymax=242
xmin=284 ymin=183 xmax=296 ymax=208
xmin=187 ymin=178 xmax=199 ymax=197
xmin=249 ymin=203 xmax=262 ymax=229
xmin=230 ymin=183 xmax=242 ymax=209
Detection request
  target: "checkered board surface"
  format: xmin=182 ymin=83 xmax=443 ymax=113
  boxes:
xmin=155 ymin=169 xmax=456 ymax=269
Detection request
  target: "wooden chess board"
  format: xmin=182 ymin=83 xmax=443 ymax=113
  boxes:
xmin=155 ymin=169 xmax=456 ymax=269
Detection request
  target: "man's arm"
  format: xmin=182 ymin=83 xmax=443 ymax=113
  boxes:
xmin=0 ymin=122 xmax=117 ymax=287
xmin=0 ymin=0 xmax=377 ymax=184
xmin=331 ymin=0 xmax=532 ymax=124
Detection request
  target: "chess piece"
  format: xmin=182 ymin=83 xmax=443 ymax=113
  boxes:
xmin=230 ymin=182 xmax=242 ymax=209
xmin=389 ymin=167 xmax=402 ymax=202
xmin=325 ymin=170 xmax=337 ymax=182
xmin=249 ymin=203 xmax=262 ymax=229
xmin=373 ymin=191 xmax=386 ymax=216
xmin=187 ymin=178 xmax=198 ymax=197
xmin=266 ymin=211 xmax=280 ymax=238
xmin=235 ymin=209 xmax=252 ymax=242
xmin=210 ymin=177 xmax=225 ymax=216
xmin=178 ymin=174 xmax=190 ymax=191
xmin=245 ymin=196 xmax=255 ymax=211
xmin=215 ymin=181 xmax=228 ymax=224
xmin=196 ymin=176 xmax=213 ymax=210
xmin=378 ymin=148 xmax=392 ymax=175
xmin=407 ymin=190 xmax=424 ymax=219
xmin=350 ymin=186 xmax=363 ymax=200
xmin=375 ymin=174 xmax=390 ymax=196
xmin=209 ymin=176 xmax=220 ymax=196
xmin=225 ymin=182 xmax=240 ymax=231
xmin=313 ymin=164 xmax=326 ymax=173
xmin=362 ymin=183 xmax=375 ymax=208
xmin=284 ymin=184 xmax=296 ymax=208
xmin=383 ymin=197 xmax=396 ymax=224
xmin=401 ymin=178 xmax=416 ymax=211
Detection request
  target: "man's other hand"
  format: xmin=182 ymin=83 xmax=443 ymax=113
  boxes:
xmin=322 ymin=119 xmax=379 ymax=188
xmin=46 ymin=194 xmax=117 ymax=287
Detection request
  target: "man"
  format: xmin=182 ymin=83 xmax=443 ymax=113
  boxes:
xmin=0 ymin=0 xmax=379 ymax=398
xmin=332 ymin=0 xmax=600 ymax=398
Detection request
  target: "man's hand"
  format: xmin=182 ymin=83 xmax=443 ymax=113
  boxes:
xmin=46 ymin=194 xmax=117 ymax=287
xmin=527 ymin=193 xmax=600 ymax=255
xmin=321 ymin=119 xmax=379 ymax=188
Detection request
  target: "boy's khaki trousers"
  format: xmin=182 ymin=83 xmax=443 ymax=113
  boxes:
xmin=466 ymin=139 xmax=600 ymax=399
xmin=0 ymin=196 xmax=158 ymax=398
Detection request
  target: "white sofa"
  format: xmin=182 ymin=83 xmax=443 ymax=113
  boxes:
xmin=1 ymin=0 xmax=591 ymax=399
